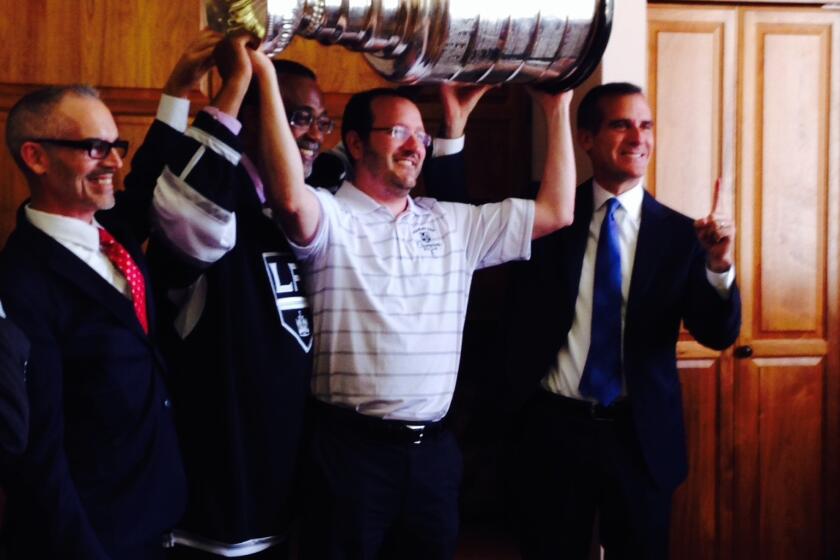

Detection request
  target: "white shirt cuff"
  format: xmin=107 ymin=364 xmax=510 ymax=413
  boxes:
xmin=706 ymin=265 xmax=735 ymax=299
xmin=432 ymin=136 xmax=464 ymax=157
xmin=157 ymin=94 xmax=191 ymax=133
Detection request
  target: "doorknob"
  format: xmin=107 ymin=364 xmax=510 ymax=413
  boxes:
xmin=733 ymin=345 xmax=753 ymax=359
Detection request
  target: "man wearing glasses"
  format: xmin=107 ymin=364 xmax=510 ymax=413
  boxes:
xmin=0 ymin=85 xmax=186 ymax=559
xmin=243 ymin=36 xmax=577 ymax=556
xmin=125 ymin=32 xmax=481 ymax=559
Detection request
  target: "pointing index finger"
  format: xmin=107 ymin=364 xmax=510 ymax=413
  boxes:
xmin=711 ymin=176 xmax=722 ymax=215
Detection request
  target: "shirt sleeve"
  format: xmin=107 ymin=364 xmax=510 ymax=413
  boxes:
xmin=448 ymin=198 xmax=536 ymax=270
xmin=705 ymin=265 xmax=736 ymax=299
xmin=156 ymin=94 xmax=191 ymax=133
xmin=285 ymin=187 xmax=336 ymax=266
xmin=432 ymin=136 xmax=464 ymax=157
xmin=151 ymin=111 xmax=242 ymax=264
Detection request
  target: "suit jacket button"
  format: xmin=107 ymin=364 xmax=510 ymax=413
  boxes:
xmin=163 ymin=399 xmax=172 ymax=408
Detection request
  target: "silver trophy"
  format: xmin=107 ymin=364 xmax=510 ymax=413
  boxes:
xmin=206 ymin=0 xmax=612 ymax=91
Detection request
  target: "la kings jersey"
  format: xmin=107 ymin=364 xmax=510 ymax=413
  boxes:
xmin=134 ymin=114 xmax=313 ymax=552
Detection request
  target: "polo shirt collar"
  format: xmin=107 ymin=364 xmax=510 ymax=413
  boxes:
xmin=335 ymin=181 xmax=420 ymax=217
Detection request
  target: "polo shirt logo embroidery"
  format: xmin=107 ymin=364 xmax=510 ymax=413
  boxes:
xmin=262 ymin=252 xmax=313 ymax=352
xmin=413 ymin=225 xmax=442 ymax=255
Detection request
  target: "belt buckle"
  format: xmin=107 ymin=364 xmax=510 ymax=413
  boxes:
xmin=406 ymin=424 xmax=425 ymax=445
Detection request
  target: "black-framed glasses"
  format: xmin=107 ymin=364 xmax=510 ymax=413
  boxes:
xmin=288 ymin=109 xmax=334 ymax=134
xmin=28 ymin=138 xmax=129 ymax=160
xmin=370 ymin=125 xmax=432 ymax=148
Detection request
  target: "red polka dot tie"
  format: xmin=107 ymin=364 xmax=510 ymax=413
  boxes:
xmin=98 ymin=228 xmax=149 ymax=334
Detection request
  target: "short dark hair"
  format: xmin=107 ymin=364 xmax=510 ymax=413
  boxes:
xmin=5 ymin=84 xmax=99 ymax=174
xmin=576 ymin=82 xmax=644 ymax=133
xmin=273 ymin=59 xmax=317 ymax=81
xmin=340 ymin=88 xmax=416 ymax=152
xmin=242 ymin=59 xmax=317 ymax=108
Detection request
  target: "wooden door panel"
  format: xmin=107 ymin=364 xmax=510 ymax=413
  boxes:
xmin=734 ymin=358 xmax=825 ymax=560
xmin=755 ymin=26 xmax=829 ymax=338
xmin=647 ymin=6 xmax=737 ymax=219
xmin=672 ymin=358 xmax=726 ymax=560
xmin=739 ymin=8 xmax=838 ymax=349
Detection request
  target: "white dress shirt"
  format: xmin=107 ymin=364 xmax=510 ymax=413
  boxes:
xmin=542 ymin=181 xmax=735 ymax=400
xmin=25 ymin=206 xmax=131 ymax=299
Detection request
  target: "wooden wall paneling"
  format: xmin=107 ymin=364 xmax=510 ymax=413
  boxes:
xmin=116 ymin=113 xmax=157 ymax=189
xmin=0 ymin=112 xmax=30 ymax=244
xmin=737 ymin=7 xmax=840 ymax=558
xmin=0 ymin=0 xmax=204 ymax=88
xmin=279 ymin=37 xmax=391 ymax=94
xmin=648 ymin=6 xmax=737 ymax=559
xmin=0 ymin=1 xmax=211 ymax=247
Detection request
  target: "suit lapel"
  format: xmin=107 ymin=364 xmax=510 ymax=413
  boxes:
xmin=626 ymin=192 xmax=670 ymax=320
xmin=557 ymin=181 xmax=593 ymax=307
xmin=19 ymin=219 xmax=149 ymax=340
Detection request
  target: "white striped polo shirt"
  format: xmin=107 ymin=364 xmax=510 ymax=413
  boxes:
xmin=290 ymin=182 xmax=535 ymax=421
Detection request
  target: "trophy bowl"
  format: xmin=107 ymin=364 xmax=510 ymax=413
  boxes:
xmin=205 ymin=0 xmax=613 ymax=91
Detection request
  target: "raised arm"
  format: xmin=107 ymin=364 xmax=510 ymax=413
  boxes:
xmin=117 ymin=30 xmax=223 ymax=242
xmin=438 ymin=83 xmax=491 ymax=140
xmin=162 ymin=28 xmax=223 ymax=100
xmin=530 ymin=89 xmax=576 ymax=240
xmin=248 ymin=49 xmax=321 ymax=245
xmin=423 ymin=83 xmax=491 ymax=203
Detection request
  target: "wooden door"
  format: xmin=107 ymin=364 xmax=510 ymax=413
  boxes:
xmin=649 ymin=4 xmax=840 ymax=559
xmin=736 ymin=7 xmax=840 ymax=559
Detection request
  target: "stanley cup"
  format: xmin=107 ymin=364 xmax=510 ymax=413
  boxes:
xmin=205 ymin=0 xmax=613 ymax=91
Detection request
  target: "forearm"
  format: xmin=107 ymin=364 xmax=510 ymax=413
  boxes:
xmin=212 ymin=70 xmax=250 ymax=118
xmin=532 ymin=100 xmax=575 ymax=239
xmin=255 ymin=61 xmax=320 ymax=244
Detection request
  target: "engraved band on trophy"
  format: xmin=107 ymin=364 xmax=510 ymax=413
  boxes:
xmin=205 ymin=0 xmax=613 ymax=92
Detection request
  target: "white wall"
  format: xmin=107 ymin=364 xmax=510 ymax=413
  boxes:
xmin=531 ymin=0 xmax=648 ymax=181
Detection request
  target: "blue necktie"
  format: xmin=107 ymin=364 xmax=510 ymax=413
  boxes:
xmin=579 ymin=197 xmax=623 ymax=406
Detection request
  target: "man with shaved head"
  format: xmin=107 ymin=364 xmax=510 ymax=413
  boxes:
xmin=0 ymin=85 xmax=186 ymax=559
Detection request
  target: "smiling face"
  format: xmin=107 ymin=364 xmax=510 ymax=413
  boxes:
xmin=279 ymin=74 xmax=327 ymax=178
xmin=578 ymin=93 xmax=654 ymax=194
xmin=355 ymin=95 xmax=426 ymax=197
xmin=26 ymin=94 xmax=123 ymax=222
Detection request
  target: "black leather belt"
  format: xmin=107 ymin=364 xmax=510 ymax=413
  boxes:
xmin=536 ymin=388 xmax=631 ymax=421
xmin=311 ymin=399 xmax=446 ymax=445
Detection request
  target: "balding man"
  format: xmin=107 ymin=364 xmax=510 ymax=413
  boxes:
xmin=0 ymin=85 xmax=186 ymax=559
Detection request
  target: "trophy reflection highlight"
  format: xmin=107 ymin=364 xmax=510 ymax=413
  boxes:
xmin=206 ymin=0 xmax=613 ymax=91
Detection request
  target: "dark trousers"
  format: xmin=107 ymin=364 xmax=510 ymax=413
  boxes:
xmin=512 ymin=390 xmax=673 ymax=560
xmin=301 ymin=403 xmax=462 ymax=560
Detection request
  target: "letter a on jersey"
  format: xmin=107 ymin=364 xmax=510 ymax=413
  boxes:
xmin=262 ymin=252 xmax=313 ymax=352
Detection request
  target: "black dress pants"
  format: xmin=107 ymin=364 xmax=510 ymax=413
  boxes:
xmin=301 ymin=403 xmax=462 ymax=560
xmin=512 ymin=390 xmax=673 ymax=560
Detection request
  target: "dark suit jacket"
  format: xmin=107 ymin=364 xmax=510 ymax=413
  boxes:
xmin=0 ymin=315 xmax=29 ymax=459
xmin=0 ymin=208 xmax=186 ymax=559
xmin=507 ymin=181 xmax=741 ymax=490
